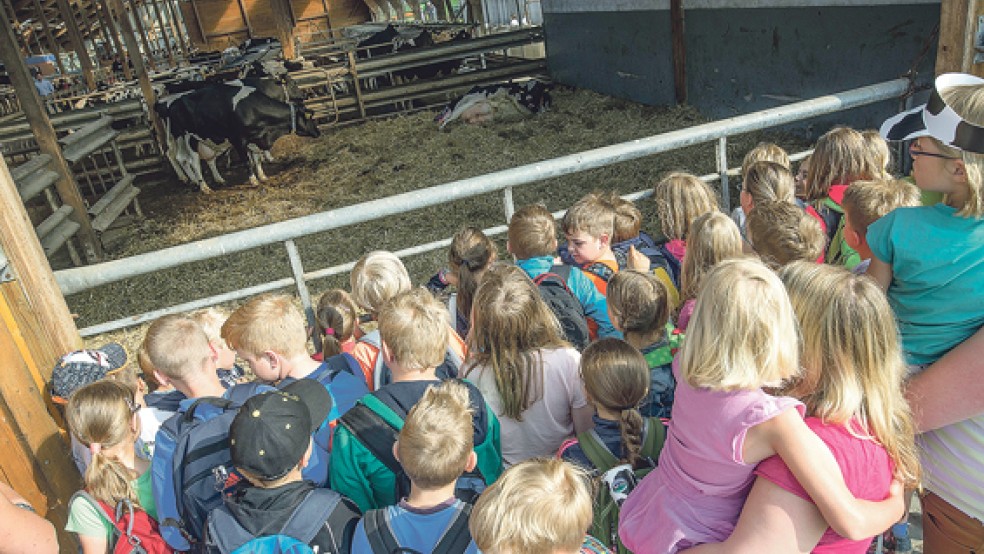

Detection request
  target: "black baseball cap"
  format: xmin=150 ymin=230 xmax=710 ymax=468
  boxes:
xmin=230 ymin=379 xmax=332 ymax=481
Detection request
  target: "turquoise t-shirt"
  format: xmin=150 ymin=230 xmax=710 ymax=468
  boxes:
xmin=868 ymin=204 xmax=984 ymax=365
xmin=66 ymin=469 xmax=157 ymax=543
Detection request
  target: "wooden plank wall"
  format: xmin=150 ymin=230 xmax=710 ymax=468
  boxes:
xmin=183 ymin=0 xmax=370 ymax=51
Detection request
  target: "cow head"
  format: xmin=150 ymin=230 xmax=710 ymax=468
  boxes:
xmin=292 ymin=105 xmax=320 ymax=138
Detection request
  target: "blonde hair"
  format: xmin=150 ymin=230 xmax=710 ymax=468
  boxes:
xmin=449 ymin=226 xmax=497 ymax=327
xmin=398 ymin=380 xmax=474 ymax=488
xmin=189 ymin=307 xmax=230 ymax=344
xmin=804 ymin=127 xmax=875 ymax=201
xmin=470 ymin=458 xmax=593 ymax=554
xmin=861 ymin=129 xmax=893 ymax=179
xmin=742 ymin=161 xmax=796 ymax=205
xmin=136 ymin=345 xmax=164 ymax=391
xmin=580 ymin=339 xmax=651 ymax=470
xmin=747 ymin=201 xmax=826 ymax=268
xmin=349 ymin=251 xmax=412 ymax=315
xmin=143 ymin=314 xmax=212 ymax=382
xmin=314 ymin=289 xmax=360 ymax=358
xmin=221 ymin=294 xmax=308 ymax=358
xmin=778 ymin=262 xmax=920 ymax=485
xmin=378 ymin=288 xmax=449 ymax=371
xmin=931 ymin=83 xmax=984 ymax=217
xmin=609 ymin=194 xmax=642 ymax=243
xmin=508 ymin=205 xmax=557 ymax=259
xmin=607 ymin=270 xmax=671 ymax=339
xmin=680 ymin=212 xmax=744 ymax=303
xmin=561 ymin=192 xmax=615 ymax=240
xmin=741 ymin=142 xmax=791 ymax=182
xmin=652 ymin=172 xmax=719 ymax=241
xmin=681 ymin=258 xmax=800 ymax=391
xmin=842 ymin=179 xmax=921 ymax=234
xmin=66 ymin=380 xmax=142 ymax=508
xmin=465 ymin=264 xmax=567 ymax=419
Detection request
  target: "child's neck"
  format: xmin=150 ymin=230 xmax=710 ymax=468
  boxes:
xmin=178 ymin=373 xmax=227 ymax=399
xmin=285 ymin=354 xmax=323 ymax=380
xmin=390 ymin=362 xmax=439 ymax=383
xmin=595 ymin=405 xmax=621 ymax=422
xmin=624 ymin=329 xmax=665 ymax=350
xmin=945 ymin=188 xmax=969 ymax=211
xmin=405 ymin=482 xmax=458 ymax=509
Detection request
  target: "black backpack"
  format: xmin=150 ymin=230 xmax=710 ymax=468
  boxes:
xmin=363 ymin=502 xmax=473 ymax=554
xmin=533 ymin=265 xmax=591 ymax=351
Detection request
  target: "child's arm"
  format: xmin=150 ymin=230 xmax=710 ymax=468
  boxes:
xmin=866 ymin=256 xmax=893 ymax=291
xmin=567 ymin=269 xmax=621 ymax=338
xmin=746 ymin=409 xmax=904 ymax=540
xmin=907 ymin=325 xmax=984 ymax=431
xmin=573 ymin=404 xmax=595 ymax=435
xmin=0 ymin=483 xmax=58 ymax=554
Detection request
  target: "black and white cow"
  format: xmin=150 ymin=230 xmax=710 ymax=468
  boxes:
xmin=437 ymin=80 xmax=552 ymax=128
xmin=156 ymin=82 xmax=319 ymax=193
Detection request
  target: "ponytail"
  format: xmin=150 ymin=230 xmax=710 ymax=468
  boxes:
xmin=315 ymin=289 xmax=360 ymax=357
xmin=449 ymin=226 xmax=496 ymax=325
xmin=86 ymin=449 xmax=141 ymax=507
xmin=618 ymin=407 xmax=647 ymax=470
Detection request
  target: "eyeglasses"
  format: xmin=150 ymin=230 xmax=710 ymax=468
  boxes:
xmin=910 ymin=143 xmax=957 ymax=160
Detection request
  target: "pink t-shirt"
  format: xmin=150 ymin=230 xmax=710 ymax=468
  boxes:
xmin=755 ymin=417 xmax=894 ymax=554
xmin=619 ymin=359 xmax=804 ymax=554
xmin=677 ymin=298 xmax=696 ymax=331
xmin=467 ymin=347 xmax=587 ymax=467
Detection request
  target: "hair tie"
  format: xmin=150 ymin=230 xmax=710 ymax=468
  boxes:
xmin=324 ymin=327 xmax=335 ymax=337
xmin=90 ymin=443 xmax=102 ymax=455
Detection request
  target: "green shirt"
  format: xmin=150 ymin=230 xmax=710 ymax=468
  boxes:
xmin=66 ymin=468 xmax=157 ymax=542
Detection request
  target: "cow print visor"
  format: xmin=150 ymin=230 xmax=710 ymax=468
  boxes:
xmin=880 ymin=73 xmax=984 ymax=155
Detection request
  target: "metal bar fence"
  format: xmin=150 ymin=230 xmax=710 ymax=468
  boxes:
xmin=63 ymin=78 xmax=909 ymax=336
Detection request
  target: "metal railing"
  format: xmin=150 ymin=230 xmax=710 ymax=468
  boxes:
xmin=59 ymin=77 xmax=911 ymax=337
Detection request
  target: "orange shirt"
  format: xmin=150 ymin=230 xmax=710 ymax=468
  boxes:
xmin=350 ymin=324 xmax=468 ymax=391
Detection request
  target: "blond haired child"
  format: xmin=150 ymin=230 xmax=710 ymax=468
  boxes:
xmin=332 ymin=288 xmax=502 ymax=512
xmin=65 ymin=380 xmax=163 ymax=554
xmin=561 ymin=192 xmax=619 ymax=294
xmin=677 ymin=212 xmax=743 ymax=330
xmin=312 ymin=288 xmax=363 ymax=361
xmin=350 ymin=250 xmax=467 ymax=389
xmin=508 ymin=205 xmax=619 ymax=343
xmin=841 ymin=178 xmax=920 ymax=274
xmin=652 ymin=172 xmax=719 ymax=264
xmin=619 ymin=258 xmax=904 ymax=554
xmin=803 ymin=126 xmax=875 ymax=268
xmin=741 ymin=142 xmax=792 ymax=181
xmin=606 ymin=270 xmax=680 ymax=418
xmin=189 ymin=307 xmax=245 ymax=388
xmin=686 ymin=262 xmax=919 ymax=553
xmin=747 ymin=200 xmax=826 ymax=269
xmin=426 ymin=226 xmax=498 ymax=338
xmin=875 ymin=73 xmax=984 ymax=551
xmin=732 ymin=160 xmax=796 ymax=246
xmin=862 ymin=129 xmax=893 ymax=178
xmin=221 ymin=293 xmax=369 ymax=487
xmin=470 ymin=458 xmax=610 ymax=554
xmin=464 ymin=264 xmax=592 ymax=466
xmin=351 ymin=380 xmax=481 ymax=553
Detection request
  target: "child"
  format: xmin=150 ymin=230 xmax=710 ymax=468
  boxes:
xmin=606 ymin=193 xmax=683 ymax=305
xmin=676 ymin=212 xmax=743 ymax=330
xmin=312 ymin=288 xmax=362 ymax=360
xmin=794 ymin=154 xmax=811 ymax=201
xmin=65 ymin=380 xmax=163 ymax=554
xmin=190 ymin=307 xmax=245 ymax=388
xmin=652 ymin=172 xmax=720 ymax=264
xmin=803 ymin=126 xmax=874 ymax=268
xmin=558 ymin=339 xmax=664 ymax=553
xmin=874 ymin=73 xmax=984 ymax=551
xmin=221 ymin=293 xmax=369 ymax=486
xmin=470 ymin=458 xmax=610 ymax=554
xmin=508 ymin=204 xmax=618 ymax=341
xmin=685 ymin=262 xmax=920 ymax=553
xmin=618 ymin=258 xmax=904 ymax=553
xmin=732 ymin=160 xmax=796 ymax=245
xmin=606 ymin=270 xmax=679 ymax=418
xmin=841 ymin=178 xmax=920 ymax=274
xmin=331 ymin=288 xmax=502 ymax=512
xmin=561 ymin=192 xmax=620 ymax=294
xmin=425 ymin=226 xmax=498 ymax=339
xmin=464 ymin=264 xmax=593 ymax=466
xmin=205 ymin=380 xmax=360 ymax=553
xmin=350 ymin=250 xmax=467 ymax=389
xmin=862 ymin=129 xmax=894 ymax=179
xmin=747 ymin=200 xmax=826 ymax=269
xmin=731 ymin=144 xmax=792 ymax=237
xmin=351 ymin=380 xmax=480 ymax=553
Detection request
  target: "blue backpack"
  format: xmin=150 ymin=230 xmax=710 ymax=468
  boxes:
xmin=611 ymin=232 xmax=682 ymax=290
xmin=153 ymin=382 xmax=272 ymax=552
xmin=205 ymin=488 xmax=344 ymax=554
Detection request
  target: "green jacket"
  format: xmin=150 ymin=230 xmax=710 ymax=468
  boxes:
xmin=329 ymin=385 xmax=502 ymax=512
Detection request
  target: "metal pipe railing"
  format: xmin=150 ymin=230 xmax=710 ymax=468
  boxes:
xmin=64 ymin=78 xmax=909 ymax=336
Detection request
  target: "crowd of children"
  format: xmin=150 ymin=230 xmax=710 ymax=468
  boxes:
xmin=16 ymin=72 xmax=981 ymax=554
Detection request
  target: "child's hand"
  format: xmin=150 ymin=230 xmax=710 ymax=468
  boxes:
xmin=627 ymin=245 xmax=650 ymax=272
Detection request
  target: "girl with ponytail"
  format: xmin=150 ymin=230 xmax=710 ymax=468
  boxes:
xmin=426 ymin=226 xmax=497 ymax=338
xmin=65 ymin=380 xmax=159 ymax=553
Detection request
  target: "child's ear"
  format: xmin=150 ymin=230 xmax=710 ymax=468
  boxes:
xmin=464 ymin=451 xmax=477 ymax=472
xmin=392 ymin=440 xmax=401 ymax=463
xmin=844 ymin=225 xmax=862 ymax=250
xmin=380 ymin=340 xmax=395 ymax=365
xmin=153 ymin=369 xmax=171 ymax=388
xmin=950 ymin=159 xmax=968 ymax=182
xmin=299 ymin=439 xmax=313 ymax=469
xmin=505 ymin=240 xmax=513 ymax=255
xmin=600 ymin=233 xmax=611 ymax=247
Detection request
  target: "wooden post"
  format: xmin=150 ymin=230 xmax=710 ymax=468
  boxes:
xmin=163 ymin=0 xmax=188 ymax=58
xmin=56 ymin=0 xmax=97 ymax=90
xmin=127 ymin=0 xmax=158 ymax=70
xmin=270 ymin=0 xmax=296 ymax=59
xmin=107 ymin=0 xmax=160 ymax=141
xmin=936 ymin=0 xmax=984 ymax=76
xmin=0 ymin=0 xmax=103 ymax=263
xmin=188 ymin=0 xmax=207 ymax=50
xmin=33 ymin=0 xmax=67 ymax=75
xmin=150 ymin=0 xmax=175 ymax=65
xmin=670 ymin=0 xmax=687 ymax=104
xmin=99 ymin=0 xmax=132 ymax=78
xmin=233 ymin=0 xmax=253 ymax=38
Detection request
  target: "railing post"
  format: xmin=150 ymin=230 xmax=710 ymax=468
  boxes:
xmin=716 ymin=137 xmax=730 ymax=210
xmin=503 ymin=186 xmax=515 ymax=223
xmin=284 ymin=240 xmax=320 ymax=353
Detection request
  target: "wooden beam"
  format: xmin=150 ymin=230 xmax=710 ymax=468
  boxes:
xmin=55 ymin=0 xmax=96 ymax=89
xmin=126 ymin=0 xmax=157 ymax=70
xmin=233 ymin=0 xmax=252 ymax=37
xmin=270 ymin=0 xmax=296 ymax=59
xmin=149 ymin=0 xmax=175 ymax=65
xmin=187 ymin=0 xmax=207 ymax=50
xmin=106 ymin=0 xmax=160 ymax=140
xmin=0 ymin=0 xmax=103 ymax=264
xmin=33 ymin=0 xmax=67 ymax=74
xmin=936 ymin=0 xmax=983 ymax=76
xmin=98 ymin=0 xmax=130 ymax=77
xmin=162 ymin=0 xmax=188 ymax=58
xmin=670 ymin=0 xmax=687 ymax=104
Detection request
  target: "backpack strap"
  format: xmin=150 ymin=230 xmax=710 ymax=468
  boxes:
xmin=364 ymin=509 xmax=401 ymax=554
xmin=338 ymin=402 xmax=402 ymax=475
xmin=280 ymin=488 xmax=344 ymax=545
xmin=576 ymin=428 xmax=619 ymax=473
xmin=640 ymin=417 xmax=666 ymax=462
xmin=359 ymin=331 xmax=390 ymax=391
xmin=581 ymin=261 xmax=616 ymax=283
xmin=71 ymin=491 xmax=123 ymax=545
xmin=206 ymin=503 xmax=253 ymax=554
xmin=223 ymin=381 xmax=270 ymax=406
xmin=433 ymin=502 xmax=473 ymax=554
